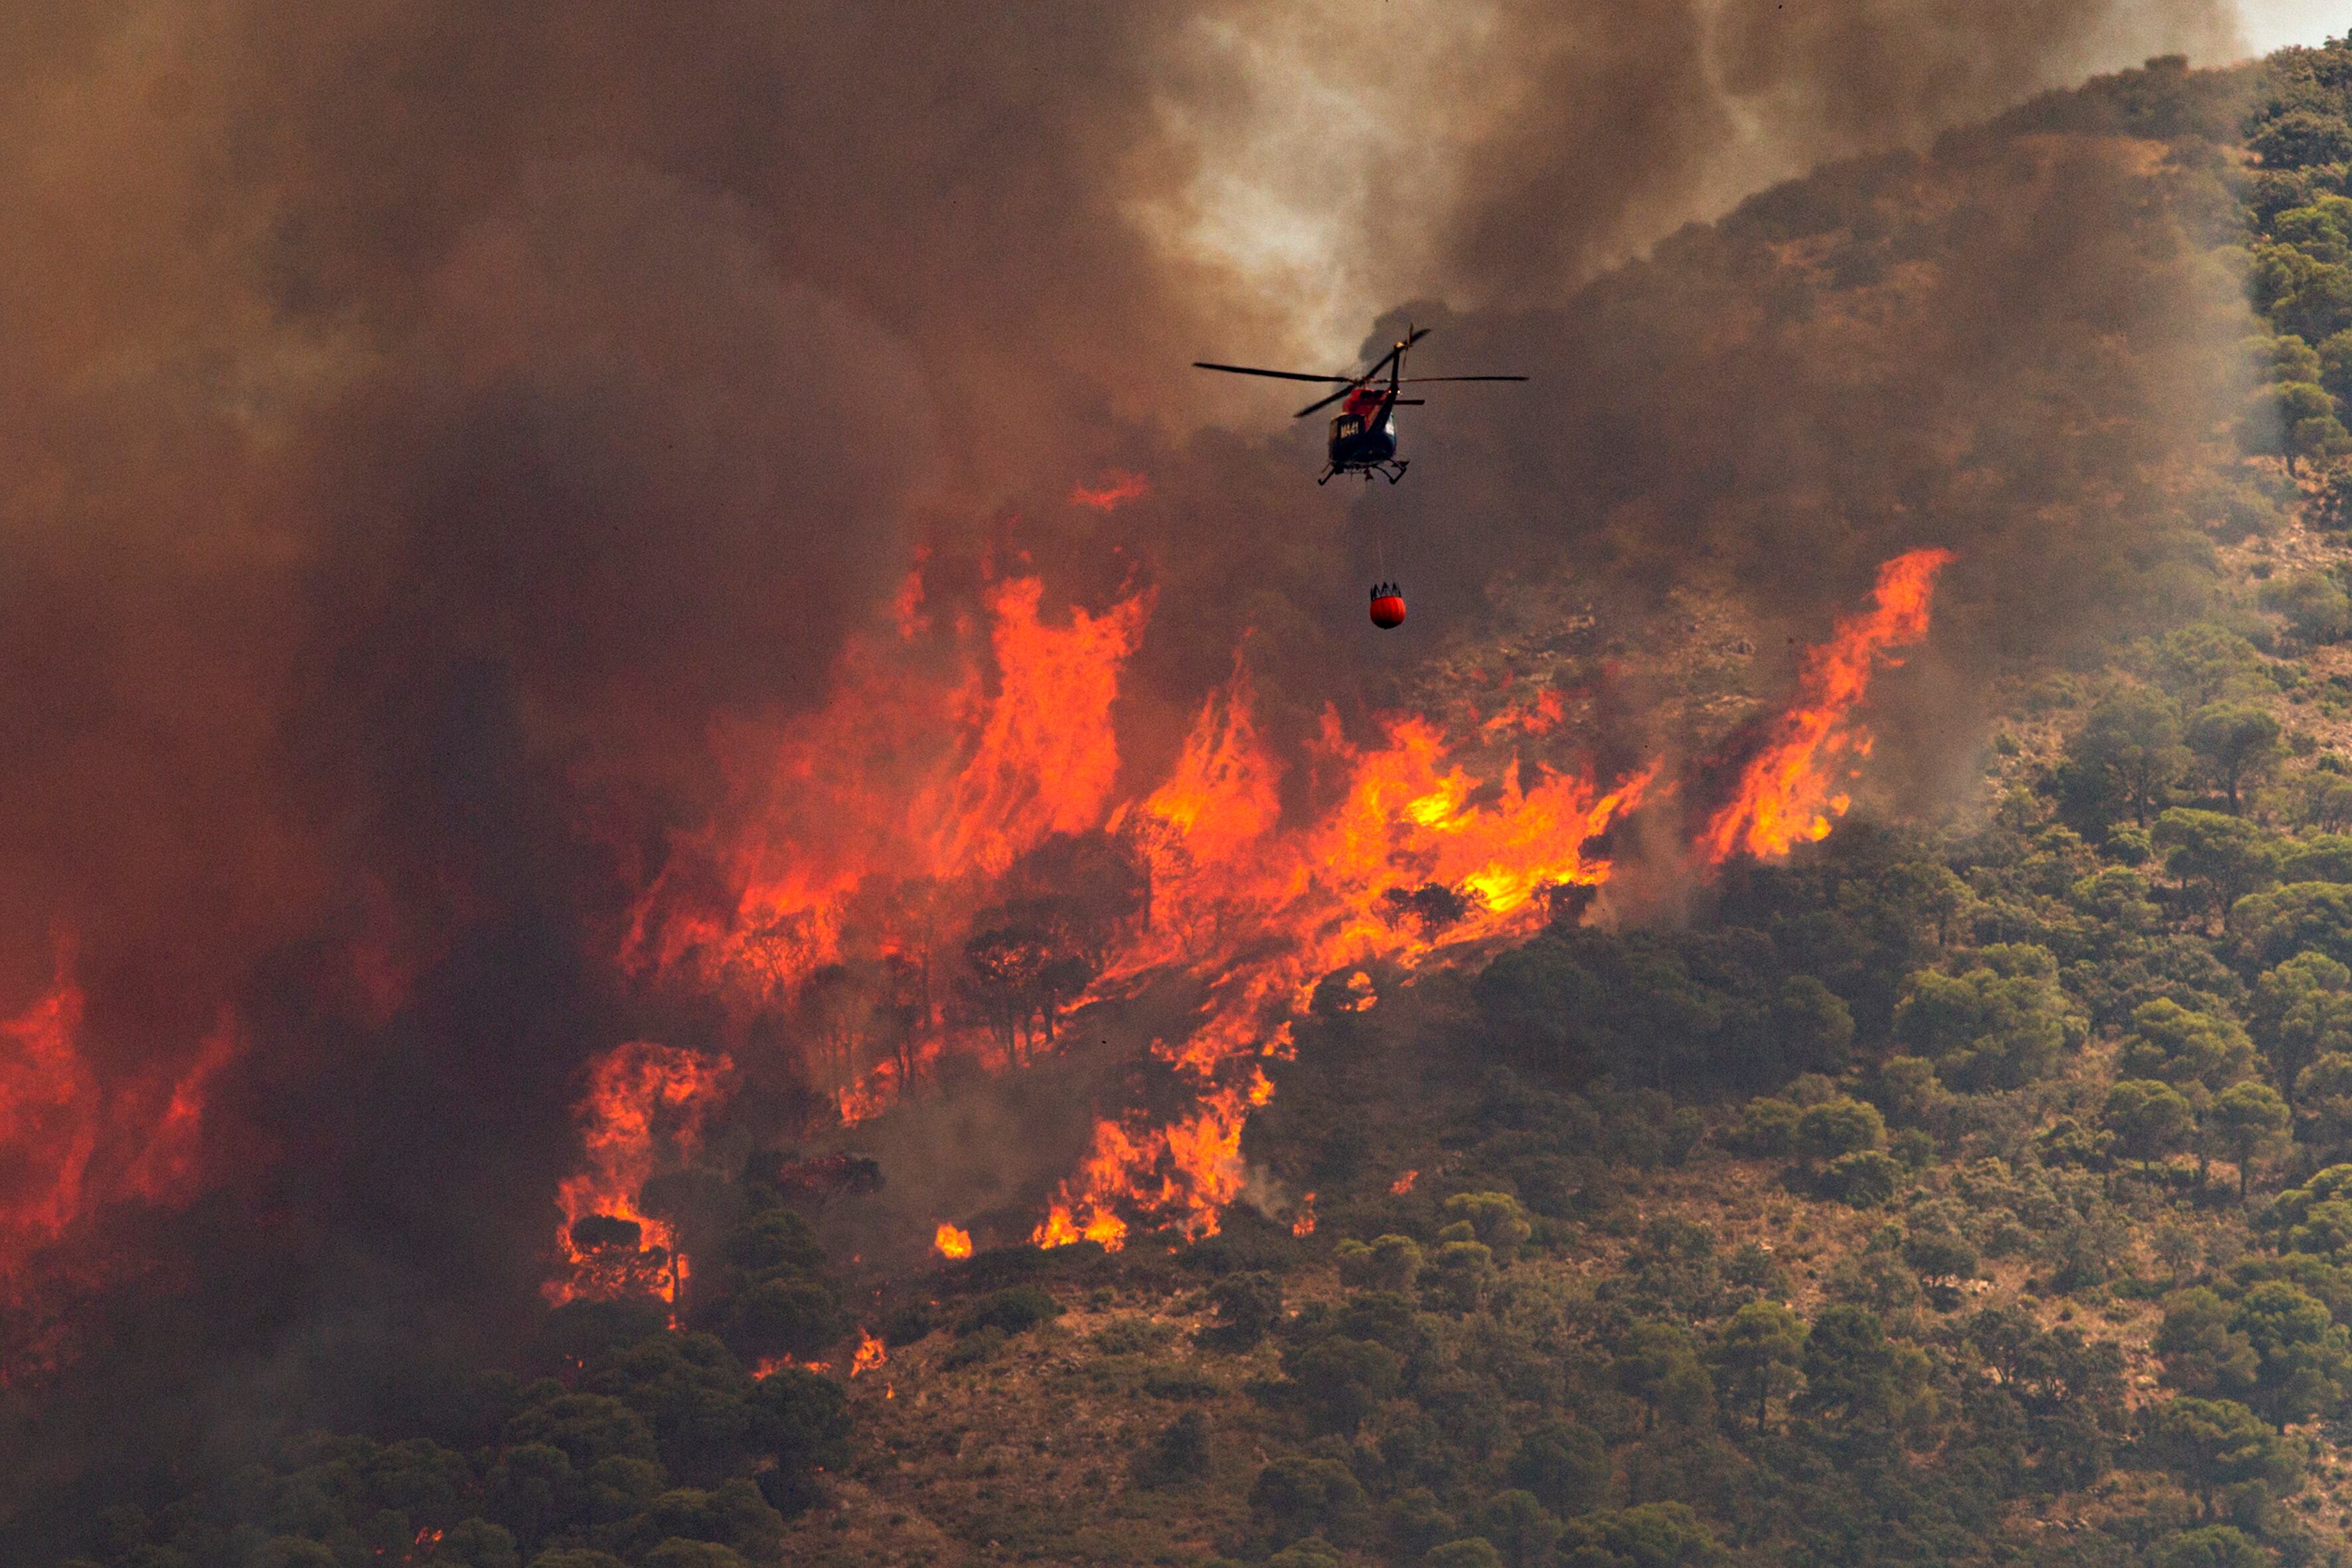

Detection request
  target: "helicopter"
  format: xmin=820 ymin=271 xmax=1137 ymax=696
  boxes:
xmin=1194 ymin=325 xmax=1526 ymax=486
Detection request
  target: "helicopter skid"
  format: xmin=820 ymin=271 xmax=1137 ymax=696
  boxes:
xmin=1321 ymin=459 xmax=1409 ymax=486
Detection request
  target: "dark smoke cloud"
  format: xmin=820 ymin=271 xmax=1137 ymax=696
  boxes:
xmin=0 ymin=0 xmax=2262 ymax=1542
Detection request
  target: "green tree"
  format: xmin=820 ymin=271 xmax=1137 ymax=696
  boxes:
xmin=1714 ymin=1300 xmax=1806 ymax=1434
xmin=2231 ymin=1279 xmax=2352 ymax=1428
xmin=1281 ymin=1338 xmax=1401 ymax=1436
xmin=507 ymin=1395 xmax=661 ymax=1470
xmin=2060 ymin=688 xmax=2189 ymax=831
xmin=2297 ymin=1052 xmax=2352 ymax=1156
xmin=2156 ymin=1289 xmax=2258 ymax=1401
xmin=1797 ymin=1305 xmax=1924 ymax=1434
xmin=2138 ymin=1397 xmax=2302 ymax=1520
xmin=2251 ymin=950 xmax=2352 ymax=1103
xmin=1425 ymin=1239 xmax=1499 ymax=1314
xmin=720 ymin=1275 xmax=844 ymax=1364
xmin=1476 ymin=1491 xmax=1563 ymax=1568
xmin=2157 ymin=1526 xmax=2268 ymax=1568
xmin=2120 ymin=998 xmax=2256 ymax=1090
xmin=2254 ymin=114 xmax=2352 ymax=169
xmin=2281 ymin=832 xmax=2352 ymax=882
xmin=1335 ymin=1234 xmax=1423 ymax=1292
xmin=747 ymin=1368 xmax=850 ymax=1516
xmin=1796 ymin=1098 xmax=1885 ymax=1161
xmin=1731 ymin=1097 xmax=1802 ymax=1155
xmin=2321 ymin=329 xmax=2352 ymax=402
xmin=1425 ymin=1542 xmax=1504 ymax=1568
xmin=2207 ymin=1082 xmax=2292 ymax=1200
xmin=1899 ymin=1227 xmax=1979 ymax=1306
xmin=2232 ymin=881 xmax=2352 ymax=973
xmin=1135 ymin=1411 xmax=1210 ymax=1488
xmin=2272 ymin=1164 xmax=2352 ymax=1257
xmin=1443 ymin=1192 xmax=1534 ymax=1262
xmin=1891 ymin=945 xmax=2082 ymax=1091
xmin=1207 ymin=1272 xmax=1284 ymax=1350
xmin=2072 ymin=866 xmax=2161 ymax=929
xmin=1614 ymin=1322 xmax=1714 ymax=1432
xmin=2185 ymin=706 xmax=2285 ymax=810
xmin=1556 ymin=1503 xmax=1721 ymax=1568
xmin=2154 ymin=809 xmax=2280 ymax=923
xmin=1820 ymin=1150 xmax=1903 ymax=1209
xmin=2258 ymin=380 xmax=2352 ymax=473
xmin=434 ymin=1520 xmax=519 ymax=1568
xmin=2254 ymin=331 xmax=2323 ymax=383
xmin=1249 ymin=1456 xmax=1370 ymax=1551
xmin=2262 ymin=572 xmax=2352 ymax=644
xmin=2104 ymin=1079 xmax=2196 ymax=1173
xmin=1508 ymin=1421 xmax=1612 ymax=1519
xmin=2152 ymin=627 xmax=2268 ymax=709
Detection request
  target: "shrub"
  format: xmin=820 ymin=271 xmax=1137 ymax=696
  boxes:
xmin=1730 ymin=1097 xmax=1801 ymax=1156
xmin=1797 ymin=1099 xmax=1885 ymax=1161
xmin=957 ymin=1285 xmax=1061 ymax=1337
xmin=1336 ymin=1234 xmax=1423 ymax=1292
xmin=1822 ymin=1150 xmax=1903 ymax=1208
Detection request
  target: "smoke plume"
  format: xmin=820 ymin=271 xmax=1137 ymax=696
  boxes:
xmin=0 ymin=0 xmax=2265 ymax=1542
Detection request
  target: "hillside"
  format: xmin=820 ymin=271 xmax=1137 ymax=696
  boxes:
xmin=48 ymin=35 xmax=2352 ymax=1568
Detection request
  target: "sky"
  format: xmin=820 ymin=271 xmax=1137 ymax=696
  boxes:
xmin=2238 ymin=0 xmax=2345 ymax=52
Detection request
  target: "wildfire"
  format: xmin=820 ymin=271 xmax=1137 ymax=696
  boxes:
xmin=546 ymin=1042 xmax=730 ymax=1306
xmin=851 ymin=1328 xmax=888 ymax=1376
xmin=586 ymin=544 xmax=1948 ymax=1266
xmin=1071 ymin=470 xmax=1151 ymax=510
xmin=621 ymin=571 xmax=1152 ymax=1114
xmin=752 ymin=1356 xmax=830 ymax=1378
xmin=0 ymin=940 xmax=238 ymax=1334
xmin=1291 ymin=1193 xmax=1317 ymax=1237
xmin=1701 ymin=548 xmax=1954 ymax=862
xmin=1390 ymin=1169 xmax=1419 ymax=1195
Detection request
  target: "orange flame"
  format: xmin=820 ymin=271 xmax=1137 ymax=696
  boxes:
xmin=933 ymin=1222 xmax=973 ymax=1260
xmin=1700 ymin=548 xmax=1953 ymax=863
xmin=752 ymin=1355 xmax=831 ymax=1379
xmin=1071 ymin=471 xmax=1150 ymax=510
xmin=851 ymin=1328 xmax=888 ymax=1377
xmin=610 ymin=546 xmax=1933 ymax=1259
xmin=546 ymin=1042 xmax=730 ymax=1306
xmin=1291 ymin=1193 xmax=1317 ymax=1237
xmin=1390 ymin=1169 xmax=1419 ymax=1195
xmin=620 ymin=571 xmax=1152 ymax=1116
xmin=0 ymin=941 xmax=238 ymax=1316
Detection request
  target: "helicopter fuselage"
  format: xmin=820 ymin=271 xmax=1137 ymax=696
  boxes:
xmin=1328 ymin=409 xmax=1397 ymax=469
xmin=1323 ymin=389 xmax=1406 ymax=484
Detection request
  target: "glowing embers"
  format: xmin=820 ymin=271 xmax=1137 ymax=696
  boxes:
xmin=1701 ymin=548 xmax=1954 ymax=863
xmin=547 ymin=1041 xmax=731 ymax=1306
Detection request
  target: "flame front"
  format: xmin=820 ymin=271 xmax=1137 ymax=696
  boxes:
xmin=562 ymin=543 xmax=1948 ymax=1279
xmin=548 ymin=1041 xmax=731 ymax=1306
xmin=851 ymin=1328 xmax=888 ymax=1377
xmin=1031 ymin=675 xmax=1648 ymax=1248
xmin=0 ymin=943 xmax=238 ymax=1377
xmin=1701 ymin=548 xmax=1954 ymax=863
